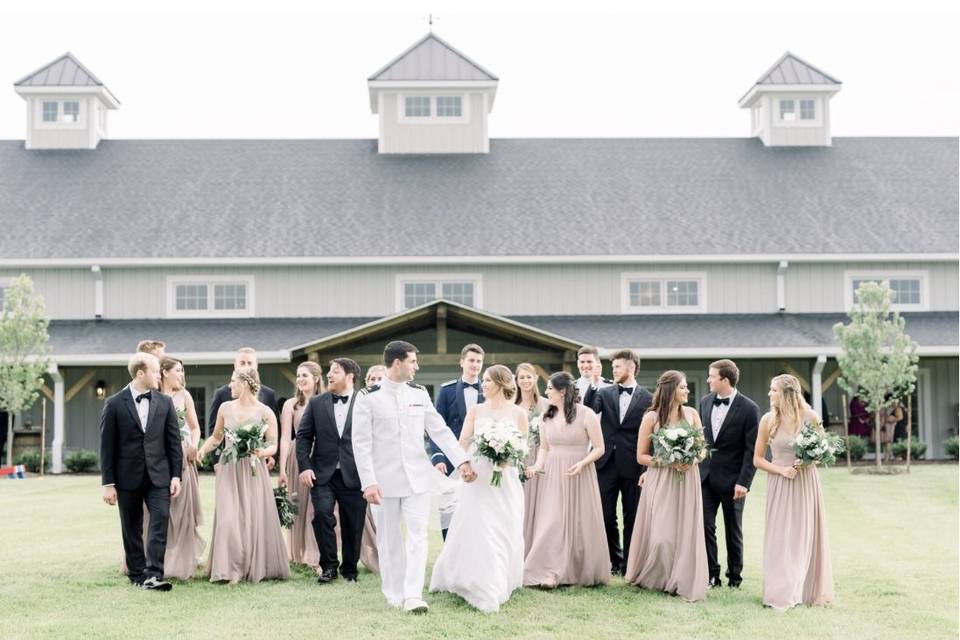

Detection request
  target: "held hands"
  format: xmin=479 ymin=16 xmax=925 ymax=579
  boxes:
xmin=525 ymin=466 xmax=542 ymax=479
xmin=434 ymin=462 xmax=448 ymax=475
xmin=102 ymin=485 xmax=118 ymax=506
xmin=363 ymin=484 xmax=383 ymax=505
xmin=733 ymin=484 xmax=749 ymax=500
xmin=185 ymin=445 xmax=198 ymax=463
xmin=299 ymin=469 xmax=316 ymax=489
xmin=170 ymin=477 xmax=181 ymax=498
xmin=458 ymin=462 xmax=478 ymax=483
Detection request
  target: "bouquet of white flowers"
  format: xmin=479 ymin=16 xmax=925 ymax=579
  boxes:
xmin=221 ymin=421 xmax=267 ymax=476
xmin=792 ymin=420 xmax=844 ymax=466
xmin=473 ymin=417 xmax=529 ymax=487
xmin=650 ymin=421 xmax=707 ymax=479
xmin=528 ymin=414 xmax=542 ymax=449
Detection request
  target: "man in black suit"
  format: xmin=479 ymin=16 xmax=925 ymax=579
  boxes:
xmin=297 ymin=357 xmax=365 ymax=583
xmin=590 ymin=349 xmax=653 ymax=575
xmin=207 ymin=347 xmax=278 ymax=436
xmin=100 ymin=352 xmax=182 ymax=591
xmin=698 ymin=359 xmax=760 ymax=589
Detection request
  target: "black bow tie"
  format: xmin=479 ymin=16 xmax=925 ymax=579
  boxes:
xmin=713 ymin=396 xmax=730 ymax=407
xmin=332 ymin=394 xmax=350 ymax=404
xmin=618 ymin=385 xmax=635 ymax=396
xmin=135 ymin=391 xmax=152 ymax=404
xmin=464 ymin=382 xmax=480 ymax=391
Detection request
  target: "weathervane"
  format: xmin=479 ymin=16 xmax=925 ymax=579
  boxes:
xmin=428 ymin=13 xmax=437 ymax=32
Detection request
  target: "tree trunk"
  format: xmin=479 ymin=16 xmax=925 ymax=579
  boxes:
xmin=906 ymin=396 xmax=913 ymax=473
xmin=5 ymin=413 xmax=12 ymax=467
xmin=842 ymin=394 xmax=852 ymax=472
xmin=874 ymin=410 xmax=883 ymax=468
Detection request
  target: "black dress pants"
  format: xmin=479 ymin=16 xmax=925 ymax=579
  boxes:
xmin=702 ymin=479 xmax=745 ymax=585
xmin=596 ymin=460 xmax=640 ymax=571
xmin=117 ymin=474 xmax=170 ymax=583
xmin=311 ymin=469 xmax=365 ymax=578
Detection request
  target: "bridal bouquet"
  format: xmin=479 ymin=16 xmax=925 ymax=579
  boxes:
xmin=792 ymin=420 xmax=844 ymax=467
xmin=221 ymin=421 xmax=267 ymax=476
xmin=273 ymin=486 xmax=298 ymax=529
xmin=527 ymin=414 xmax=542 ymax=449
xmin=650 ymin=422 xmax=708 ymax=479
xmin=473 ymin=417 xmax=529 ymax=487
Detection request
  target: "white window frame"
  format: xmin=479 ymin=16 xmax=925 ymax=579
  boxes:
xmin=166 ymin=275 xmax=255 ymax=318
xmin=774 ymin=96 xmax=823 ymax=128
xmin=397 ymin=93 xmax=469 ymax=125
xmin=843 ymin=270 xmax=929 ymax=312
xmin=34 ymin=98 xmax=85 ymax=130
xmin=620 ymin=272 xmax=708 ymax=314
xmin=395 ymin=273 xmax=483 ymax=311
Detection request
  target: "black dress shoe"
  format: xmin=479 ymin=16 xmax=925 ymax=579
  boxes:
xmin=139 ymin=576 xmax=173 ymax=591
xmin=342 ymin=575 xmax=358 ymax=583
xmin=611 ymin=564 xmax=625 ymax=576
xmin=728 ymin=580 xmax=742 ymax=589
xmin=707 ymin=576 xmax=723 ymax=589
xmin=317 ymin=568 xmax=338 ymax=584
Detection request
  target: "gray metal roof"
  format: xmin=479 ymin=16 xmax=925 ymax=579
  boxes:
xmin=14 ymin=52 xmax=107 ymax=87
xmin=46 ymin=313 xmax=958 ymax=358
xmin=754 ymin=52 xmax=840 ymax=86
xmin=369 ymin=33 xmax=497 ymax=82
xmin=0 ymin=137 xmax=956 ymax=259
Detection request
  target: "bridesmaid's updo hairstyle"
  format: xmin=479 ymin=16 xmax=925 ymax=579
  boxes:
xmin=649 ymin=370 xmax=686 ymax=429
xmin=544 ymin=371 xmax=579 ymax=425
xmin=485 ymin=364 xmax=517 ymax=401
xmin=770 ymin=374 xmax=809 ymax=436
xmin=235 ymin=367 xmax=262 ymax=396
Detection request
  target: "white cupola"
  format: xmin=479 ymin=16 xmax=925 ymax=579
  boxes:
xmin=738 ymin=52 xmax=840 ymax=147
xmin=14 ymin=52 xmax=120 ymax=150
xmin=368 ymin=33 xmax=498 ymax=154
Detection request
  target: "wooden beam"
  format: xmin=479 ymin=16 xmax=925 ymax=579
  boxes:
xmin=314 ymin=352 xmax=567 ymax=368
xmin=778 ymin=363 xmax=811 ymax=393
xmin=279 ymin=368 xmax=298 ymax=387
xmin=41 ymin=384 xmax=54 ymax=402
xmin=65 ymin=370 xmax=97 ymax=403
xmin=436 ymin=303 xmax=447 ymax=354
xmin=532 ymin=364 xmax=552 ymax=383
xmin=822 ymin=368 xmax=843 ymax=392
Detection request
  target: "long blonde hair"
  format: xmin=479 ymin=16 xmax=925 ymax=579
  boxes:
xmin=769 ymin=374 xmax=809 ymax=436
xmin=514 ymin=362 xmax=540 ymax=407
xmin=294 ymin=362 xmax=324 ymax=409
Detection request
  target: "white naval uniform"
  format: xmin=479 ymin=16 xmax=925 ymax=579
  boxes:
xmin=352 ymin=377 xmax=468 ymax=606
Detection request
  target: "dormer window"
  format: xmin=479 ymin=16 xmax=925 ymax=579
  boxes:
xmin=63 ymin=101 xmax=80 ymax=123
xmin=405 ymin=96 xmax=431 ymax=117
xmin=437 ymin=96 xmax=462 ymax=117
xmin=779 ymin=99 xmax=796 ymax=122
xmin=40 ymin=100 xmax=81 ymax=124
xmin=399 ymin=94 xmax=468 ymax=123
xmin=42 ymin=101 xmax=58 ymax=122
xmin=800 ymin=99 xmax=816 ymax=120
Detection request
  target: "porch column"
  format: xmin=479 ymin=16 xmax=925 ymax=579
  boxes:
xmin=812 ymin=355 xmax=827 ymax=421
xmin=49 ymin=364 xmax=65 ymax=474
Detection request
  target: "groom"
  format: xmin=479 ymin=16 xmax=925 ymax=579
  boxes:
xmin=353 ymin=340 xmax=477 ymax=614
xmin=698 ymin=359 xmax=760 ymax=589
xmin=100 ymin=352 xmax=182 ymax=590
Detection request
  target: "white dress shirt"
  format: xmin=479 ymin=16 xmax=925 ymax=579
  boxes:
xmin=461 ymin=378 xmax=480 ymax=411
xmin=333 ymin=390 xmax=353 ymax=438
xmin=618 ymin=384 xmax=636 ymax=423
xmin=129 ymin=383 xmax=149 ymax=432
xmin=710 ymin=389 xmax=738 ymax=440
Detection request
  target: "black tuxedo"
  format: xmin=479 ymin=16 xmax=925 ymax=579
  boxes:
xmin=207 ymin=383 xmax=278 ymax=437
xmin=296 ymin=391 xmax=364 ymax=578
xmin=698 ymin=391 xmax=760 ymax=586
xmin=590 ymin=383 xmax=653 ymax=571
xmin=99 ymin=386 xmax=182 ymax=583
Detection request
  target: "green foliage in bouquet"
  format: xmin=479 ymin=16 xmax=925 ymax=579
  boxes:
xmin=274 ymin=486 xmax=298 ymax=529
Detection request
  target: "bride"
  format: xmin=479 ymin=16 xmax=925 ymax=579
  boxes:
xmin=429 ymin=364 xmax=528 ymax=613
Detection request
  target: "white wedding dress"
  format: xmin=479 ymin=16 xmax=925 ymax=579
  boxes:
xmin=429 ymin=416 xmax=525 ymax=613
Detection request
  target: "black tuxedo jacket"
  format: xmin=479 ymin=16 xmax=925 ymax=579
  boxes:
xmin=99 ymin=388 xmax=182 ymax=491
xmin=590 ymin=383 xmax=653 ymax=478
xmin=296 ymin=391 xmax=360 ymax=489
xmin=207 ymin=383 xmax=278 ymax=436
xmin=698 ymin=392 xmax=760 ymax=491
xmin=581 ymin=377 xmax=613 ymax=410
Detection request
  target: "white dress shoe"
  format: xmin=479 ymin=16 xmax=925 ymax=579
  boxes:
xmin=403 ymin=598 xmax=429 ymax=614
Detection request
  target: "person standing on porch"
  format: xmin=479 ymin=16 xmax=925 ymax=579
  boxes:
xmin=698 ymin=359 xmax=760 ymax=589
xmin=431 ymin=343 xmax=485 ymax=540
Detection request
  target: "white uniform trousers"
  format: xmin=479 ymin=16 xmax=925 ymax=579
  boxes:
xmin=370 ymin=492 xmax=432 ymax=605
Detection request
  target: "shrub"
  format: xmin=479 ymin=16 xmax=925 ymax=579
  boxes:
xmin=14 ymin=449 xmax=50 ymax=473
xmin=64 ymin=450 xmax=98 ymax=473
xmin=891 ymin=440 xmax=926 ymax=460
xmin=944 ymin=436 xmax=960 ymax=460
xmin=845 ymin=435 xmax=867 ymax=461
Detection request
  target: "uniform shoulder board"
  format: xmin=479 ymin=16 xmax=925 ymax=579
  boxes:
xmin=406 ymin=382 xmax=427 ymax=391
xmin=603 ymin=378 xmax=614 ymax=384
xmin=440 ymin=379 xmax=458 ymax=387
xmin=362 ymin=385 xmax=380 ymax=394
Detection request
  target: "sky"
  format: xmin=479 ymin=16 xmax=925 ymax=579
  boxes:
xmin=0 ymin=0 xmax=957 ymax=140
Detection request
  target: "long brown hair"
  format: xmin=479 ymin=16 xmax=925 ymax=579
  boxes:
xmin=159 ymin=356 xmax=183 ymax=391
xmin=649 ymin=370 xmax=686 ymax=429
xmin=543 ymin=371 xmax=579 ymax=424
xmin=294 ymin=362 xmax=324 ymax=409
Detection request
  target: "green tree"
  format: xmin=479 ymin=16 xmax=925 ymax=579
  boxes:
xmin=834 ymin=281 xmax=918 ymax=468
xmin=0 ymin=275 xmax=50 ymax=467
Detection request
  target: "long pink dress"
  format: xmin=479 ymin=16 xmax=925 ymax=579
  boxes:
xmin=281 ymin=402 xmax=320 ymax=569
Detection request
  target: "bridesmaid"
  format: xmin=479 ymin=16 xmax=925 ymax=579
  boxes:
xmin=358 ymin=365 xmax=386 ymax=575
xmin=625 ymin=370 xmax=708 ymax=602
xmin=198 ymin=367 xmax=290 ymax=583
xmin=754 ymin=374 xmax=834 ymax=610
xmin=523 ymin=372 xmax=609 ymax=588
xmin=514 ymin=363 xmax=549 ymax=554
xmin=158 ymin=357 xmax=205 ymax=579
xmin=278 ymin=362 xmax=323 ymax=572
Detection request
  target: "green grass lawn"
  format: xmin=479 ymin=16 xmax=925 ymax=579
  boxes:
xmin=1 ymin=466 xmax=957 ymax=640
